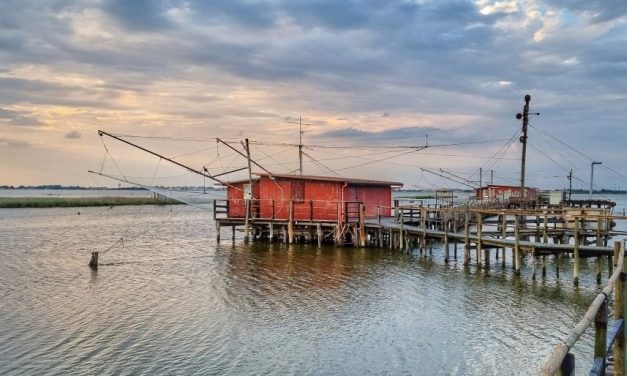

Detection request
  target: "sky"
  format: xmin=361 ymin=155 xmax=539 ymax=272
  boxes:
xmin=1 ymin=0 xmax=626 ymax=191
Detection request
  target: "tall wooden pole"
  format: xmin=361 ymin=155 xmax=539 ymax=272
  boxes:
xmin=516 ymin=95 xmax=531 ymax=205
xmin=244 ymin=138 xmax=253 ymax=242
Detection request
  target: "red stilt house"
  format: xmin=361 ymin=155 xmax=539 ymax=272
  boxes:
xmin=224 ymin=173 xmax=403 ymax=221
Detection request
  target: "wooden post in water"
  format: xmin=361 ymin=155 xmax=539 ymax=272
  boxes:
xmin=269 ymin=222 xmax=274 ymax=242
xmin=444 ymin=209 xmax=450 ymax=263
xmin=543 ymin=211 xmax=548 ymax=243
xmin=317 ymin=223 xmax=322 ymax=248
xmin=514 ymin=215 xmax=521 ymax=274
xmin=216 ymin=221 xmax=221 ymax=243
xmin=288 ymin=200 xmax=295 ymax=244
xmin=359 ymin=204 xmax=366 ymax=247
xmin=556 ymin=253 xmax=560 ymax=279
xmin=542 ymin=255 xmax=547 ymax=278
xmin=476 ymin=212 xmax=483 ymax=268
xmin=501 ymin=212 xmax=507 ymax=268
xmin=232 ymin=225 xmax=236 ymax=242
xmin=464 ymin=210 xmax=470 ymax=266
xmin=399 ymin=207 xmax=405 ymax=251
xmin=596 ymin=257 xmax=602 ymax=284
xmin=531 ymin=246 xmax=536 ymax=280
xmin=389 ymin=228 xmax=393 ymax=250
xmin=594 ymin=297 xmax=608 ymax=373
xmin=244 ymin=199 xmax=250 ymax=243
xmin=574 ymin=216 xmax=580 ymax=286
xmin=420 ymin=207 xmax=427 ymax=251
xmin=89 ymin=252 xmax=99 ymax=270
xmin=614 ymin=241 xmax=626 ymax=376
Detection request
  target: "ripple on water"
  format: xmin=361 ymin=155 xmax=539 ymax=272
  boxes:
xmin=0 ymin=205 xmax=603 ymax=375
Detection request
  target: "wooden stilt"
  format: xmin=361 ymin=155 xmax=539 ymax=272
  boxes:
xmin=476 ymin=212 xmax=483 ymax=268
xmin=514 ymin=215 xmax=521 ymax=274
xmin=574 ymin=216 xmax=580 ymax=286
xmin=464 ymin=211 xmax=470 ymax=266
xmin=216 ymin=222 xmax=221 ymax=243
xmin=288 ymin=200 xmax=295 ymax=244
xmin=317 ymin=223 xmax=322 ymax=248
xmin=89 ymin=252 xmax=99 ymax=270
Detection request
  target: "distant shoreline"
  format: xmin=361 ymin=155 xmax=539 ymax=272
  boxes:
xmin=0 ymin=196 xmax=183 ymax=208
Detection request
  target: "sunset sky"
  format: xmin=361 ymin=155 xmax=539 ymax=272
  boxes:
xmin=1 ymin=0 xmax=626 ymax=190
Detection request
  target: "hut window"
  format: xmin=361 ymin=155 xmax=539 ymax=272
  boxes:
xmin=292 ymin=181 xmax=305 ymax=202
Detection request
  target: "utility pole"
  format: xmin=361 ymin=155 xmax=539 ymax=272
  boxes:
xmin=288 ymin=116 xmax=310 ymax=175
xmin=516 ymin=95 xmax=531 ymax=206
xmin=567 ymin=169 xmax=573 ymax=201
xmin=479 ymin=167 xmax=483 ymax=188
xmin=298 ymin=116 xmax=303 ymax=175
xmin=490 ymin=170 xmax=494 ymax=185
xmin=590 ymin=161 xmax=602 ymax=203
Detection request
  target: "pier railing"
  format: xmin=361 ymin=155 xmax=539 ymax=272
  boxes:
xmin=539 ymin=241 xmax=626 ymax=376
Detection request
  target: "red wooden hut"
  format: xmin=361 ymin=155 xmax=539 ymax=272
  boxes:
xmin=225 ymin=173 xmax=403 ymax=221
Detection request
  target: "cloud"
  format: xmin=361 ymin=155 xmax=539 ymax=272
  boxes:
xmin=65 ymin=130 xmax=82 ymax=139
xmin=0 ymin=107 xmax=42 ymax=126
xmin=0 ymin=0 xmax=625 ymax=188
xmin=0 ymin=137 xmax=31 ymax=148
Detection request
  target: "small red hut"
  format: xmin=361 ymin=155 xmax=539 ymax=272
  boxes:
xmin=225 ymin=173 xmax=403 ymax=221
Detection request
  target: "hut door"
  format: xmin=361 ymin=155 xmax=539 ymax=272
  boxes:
xmin=348 ymin=186 xmax=363 ymax=203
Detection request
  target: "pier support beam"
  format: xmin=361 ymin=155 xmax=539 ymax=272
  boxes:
xmin=464 ymin=211 xmax=470 ymax=266
xmin=514 ymin=215 xmax=521 ymax=274
xmin=574 ymin=217 xmax=580 ymax=286
xmin=476 ymin=212 xmax=483 ymax=268
xmin=89 ymin=252 xmax=99 ymax=270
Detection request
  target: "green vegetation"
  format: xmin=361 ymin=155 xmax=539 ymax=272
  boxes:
xmin=0 ymin=196 xmax=183 ymax=208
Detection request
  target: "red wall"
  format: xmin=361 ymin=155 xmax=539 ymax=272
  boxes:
xmin=226 ymin=177 xmax=394 ymax=220
xmin=344 ymin=184 xmax=393 ymax=217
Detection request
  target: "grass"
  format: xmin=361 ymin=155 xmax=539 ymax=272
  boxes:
xmin=0 ymin=196 xmax=183 ymax=208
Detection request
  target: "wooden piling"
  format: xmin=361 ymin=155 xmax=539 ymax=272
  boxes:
xmin=514 ymin=215 xmax=521 ymax=274
xmin=269 ymin=222 xmax=274 ymax=242
xmin=216 ymin=221 xmax=221 ymax=243
xmin=358 ymin=204 xmax=366 ymax=247
xmin=317 ymin=223 xmax=322 ymax=248
xmin=574 ymin=216 xmax=580 ymax=286
xmin=543 ymin=211 xmax=548 ymax=243
xmin=476 ymin=212 xmax=483 ymax=268
xmin=444 ymin=210 xmax=449 ymax=263
xmin=596 ymin=257 xmax=602 ymax=284
xmin=464 ymin=211 xmax=470 ymax=266
xmin=542 ymin=255 xmax=547 ymax=278
xmin=89 ymin=252 xmax=99 ymax=270
xmin=594 ymin=298 xmax=608 ymax=372
xmin=614 ymin=241 xmax=626 ymax=376
xmin=288 ymin=200 xmax=295 ymax=244
xmin=532 ymin=246 xmax=536 ymax=280
xmin=244 ymin=199 xmax=250 ymax=243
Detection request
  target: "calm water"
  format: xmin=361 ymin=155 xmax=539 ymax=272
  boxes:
xmin=1 ymin=194 xmax=626 ymax=375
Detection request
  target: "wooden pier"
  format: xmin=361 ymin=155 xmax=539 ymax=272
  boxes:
xmin=215 ymin=199 xmax=624 ymax=285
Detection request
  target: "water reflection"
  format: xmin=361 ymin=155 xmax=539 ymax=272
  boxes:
xmin=0 ymin=205 xmax=606 ymax=375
